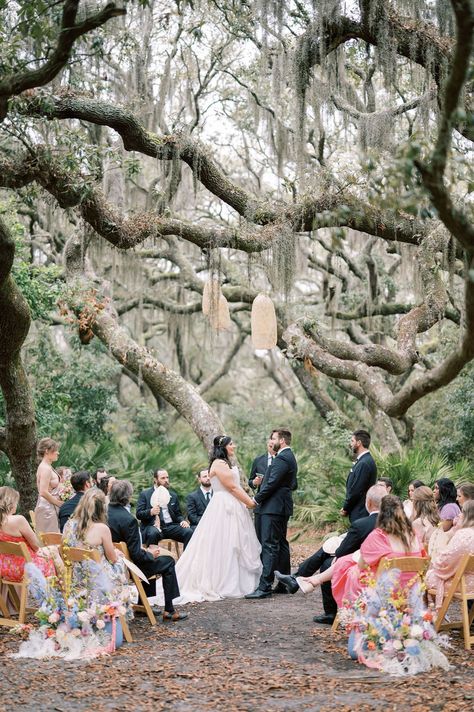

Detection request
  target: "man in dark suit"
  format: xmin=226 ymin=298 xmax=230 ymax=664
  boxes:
xmin=136 ymin=469 xmax=193 ymax=548
xmin=58 ymin=471 xmax=91 ymax=532
xmin=186 ymin=469 xmax=212 ymax=527
xmin=340 ymin=429 xmax=377 ymax=522
xmin=248 ymin=436 xmax=276 ymax=543
xmin=245 ymin=428 xmax=298 ymax=599
xmin=275 ymin=484 xmax=386 ymax=623
xmin=108 ymin=479 xmax=188 ymax=622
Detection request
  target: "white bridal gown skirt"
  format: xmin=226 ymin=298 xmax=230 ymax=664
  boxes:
xmin=150 ymin=490 xmax=262 ymax=605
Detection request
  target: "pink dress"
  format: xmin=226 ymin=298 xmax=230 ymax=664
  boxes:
xmin=331 ymin=528 xmax=424 ymax=607
xmin=0 ymin=531 xmax=55 ymax=582
xmin=426 ymin=528 xmax=474 ymax=608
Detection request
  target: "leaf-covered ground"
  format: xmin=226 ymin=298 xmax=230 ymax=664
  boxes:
xmin=0 ymin=542 xmax=472 ymax=711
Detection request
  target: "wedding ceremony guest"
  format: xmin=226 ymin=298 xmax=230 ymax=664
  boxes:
xmin=97 ymin=475 xmax=117 ymax=501
xmin=246 ymin=428 xmax=298 ymax=599
xmin=454 ymin=483 xmax=474 ymax=528
xmin=426 ymin=499 xmax=474 ymax=610
xmin=296 ymin=496 xmax=424 ymax=607
xmin=59 ymin=471 xmax=92 ymax=532
xmin=0 ymin=486 xmax=58 ymax=582
xmin=403 ymin=479 xmax=425 ymax=519
xmin=107 ymin=480 xmax=188 ymax=622
xmin=93 ymin=467 xmax=108 ymax=486
xmin=63 ymin=489 xmax=130 ymax=609
xmin=411 ymin=486 xmax=440 ymax=550
xmin=136 ymin=469 xmax=193 ymax=548
xmin=377 ymin=477 xmax=393 ymax=494
xmin=34 ymin=437 xmax=62 ymax=533
xmin=186 ymin=470 xmax=212 ymax=527
xmin=434 ymin=478 xmax=461 ymax=531
xmin=248 ymin=435 xmax=275 ymax=543
xmin=340 ymin=430 xmax=377 ymax=523
xmin=57 ymin=466 xmax=73 ymax=482
xmin=275 ymin=484 xmax=386 ymax=624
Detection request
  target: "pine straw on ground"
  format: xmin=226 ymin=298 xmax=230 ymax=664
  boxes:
xmin=0 ymin=541 xmax=472 ymax=711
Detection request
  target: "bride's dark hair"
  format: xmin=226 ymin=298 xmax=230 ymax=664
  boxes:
xmin=209 ymin=435 xmax=232 ymax=467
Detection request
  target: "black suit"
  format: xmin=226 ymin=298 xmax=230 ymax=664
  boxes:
xmin=254 ymin=447 xmax=298 ymax=592
xmin=136 ymin=486 xmax=193 ymax=548
xmin=248 ymin=452 xmax=273 ymax=543
xmin=343 ymin=451 xmax=377 ymax=522
xmin=186 ymin=488 xmax=211 ymax=527
xmin=58 ymin=491 xmax=84 ymax=532
xmin=107 ymin=503 xmax=180 ymax=612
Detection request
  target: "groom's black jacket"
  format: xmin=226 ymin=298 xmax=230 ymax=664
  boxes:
xmin=254 ymin=447 xmax=297 ymax=517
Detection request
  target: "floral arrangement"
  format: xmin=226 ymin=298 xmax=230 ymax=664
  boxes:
xmin=57 ymin=479 xmax=74 ymax=502
xmin=338 ymin=569 xmax=450 ymax=676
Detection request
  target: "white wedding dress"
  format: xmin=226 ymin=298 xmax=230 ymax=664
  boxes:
xmin=150 ymin=466 xmax=262 ymax=604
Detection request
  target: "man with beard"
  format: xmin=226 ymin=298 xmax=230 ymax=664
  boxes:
xmin=340 ymin=430 xmax=377 ymax=523
xmin=186 ymin=469 xmax=212 ymax=527
xmin=248 ymin=435 xmax=276 ymax=544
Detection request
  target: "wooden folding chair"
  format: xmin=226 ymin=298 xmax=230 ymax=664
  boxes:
xmin=64 ymin=545 xmax=133 ymax=643
xmin=0 ymin=540 xmax=32 ymax=628
xmin=114 ymin=542 xmax=156 ymax=626
xmin=332 ymin=555 xmax=429 ymax=632
xmin=39 ymin=532 xmax=62 ymax=546
xmin=431 ymin=552 xmax=474 ymax=650
xmin=160 ymin=538 xmax=180 ymax=560
xmin=29 ymin=510 xmax=36 ymax=532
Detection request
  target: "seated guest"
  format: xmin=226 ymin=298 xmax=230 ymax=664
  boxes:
xmin=377 ymin=477 xmax=393 ymax=494
xmin=453 ymin=483 xmax=474 ymax=530
xmin=0 ymin=486 xmax=58 ymax=581
xmin=186 ymin=470 xmax=212 ymax=527
xmin=93 ymin=467 xmax=108 ymax=487
xmin=58 ymin=471 xmax=92 ymax=532
xmin=275 ymin=485 xmax=385 ymax=623
xmin=411 ymin=486 xmax=440 ymax=550
xmin=403 ymin=479 xmax=425 ymax=519
xmin=296 ymin=495 xmax=424 ymax=607
xmin=434 ymin=478 xmax=461 ymax=531
xmin=108 ymin=480 xmax=188 ymax=622
xmin=426 ymin=499 xmax=474 ymax=610
xmin=136 ymin=469 xmax=193 ymax=548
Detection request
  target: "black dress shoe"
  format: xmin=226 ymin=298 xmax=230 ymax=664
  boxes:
xmin=313 ymin=613 xmax=336 ymax=625
xmin=244 ymin=588 xmax=272 ymax=599
xmin=272 ymin=584 xmax=289 ymax=594
xmin=274 ymin=571 xmax=299 ymax=595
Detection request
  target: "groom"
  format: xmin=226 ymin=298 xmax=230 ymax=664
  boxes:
xmin=245 ymin=428 xmax=298 ymax=599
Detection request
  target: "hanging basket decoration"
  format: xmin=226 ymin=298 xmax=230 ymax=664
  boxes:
xmin=209 ymin=294 xmax=232 ymax=331
xmin=251 ymin=293 xmax=277 ymax=349
xmin=202 ymin=278 xmax=221 ymax=316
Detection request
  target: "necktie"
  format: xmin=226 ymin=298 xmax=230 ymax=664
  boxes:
xmin=205 ymin=492 xmax=210 ymax=503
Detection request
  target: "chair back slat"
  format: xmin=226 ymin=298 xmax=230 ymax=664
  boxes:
xmin=29 ymin=510 xmax=36 ymax=532
xmin=40 ymin=532 xmax=62 ymax=546
xmin=0 ymin=540 xmax=32 ymax=562
xmin=63 ymin=546 xmax=101 ymax=564
xmin=376 ymin=556 xmax=428 ymax=576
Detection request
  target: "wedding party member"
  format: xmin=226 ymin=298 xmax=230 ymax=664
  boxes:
xmin=377 ymin=478 xmax=393 ymax=494
xmin=298 ymin=496 xmax=424 ymax=606
xmin=434 ymin=478 xmax=461 ymax=531
xmin=152 ymin=435 xmax=261 ymax=605
xmin=107 ymin=480 xmax=187 ymax=622
xmin=186 ymin=470 xmax=212 ymax=527
xmin=340 ymin=430 xmax=377 ymax=523
xmin=93 ymin=467 xmax=108 ymax=486
xmin=275 ymin=485 xmax=386 ymax=623
xmin=246 ymin=428 xmax=297 ymax=599
xmin=403 ymin=479 xmax=425 ymax=519
xmin=58 ymin=471 xmax=92 ymax=532
xmin=426 ymin=500 xmax=474 ymax=609
xmin=0 ymin=486 xmax=57 ymax=581
xmin=137 ymin=469 xmax=193 ymax=548
xmin=411 ymin=486 xmax=440 ymax=550
xmin=248 ymin=435 xmax=275 ymax=544
xmin=34 ymin=437 xmax=62 ymax=533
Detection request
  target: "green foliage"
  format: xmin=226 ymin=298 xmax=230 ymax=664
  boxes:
xmin=438 ymin=363 xmax=474 ymax=464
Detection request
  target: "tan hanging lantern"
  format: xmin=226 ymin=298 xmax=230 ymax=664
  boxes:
xmin=251 ymin=293 xmax=277 ymax=349
xmin=202 ymin=278 xmax=220 ymax=316
xmin=210 ymin=294 xmax=232 ymax=331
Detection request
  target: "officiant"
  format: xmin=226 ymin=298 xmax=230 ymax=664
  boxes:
xmin=136 ymin=469 xmax=193 ymax=549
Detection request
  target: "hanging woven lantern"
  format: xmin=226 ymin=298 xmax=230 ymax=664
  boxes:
xmin=210 ymin=294 xmax=232 ymax=331
xmin=251 ymin=293 xmax=277 ymax=349
xmin=202 ymin=278 xmax=220 ymax=316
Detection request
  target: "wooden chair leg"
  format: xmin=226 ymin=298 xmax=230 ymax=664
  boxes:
xmin=137 ymin=586 xmax=157 ymax=626
xmin=18 ymin=584 xmax=28 ymax=624
xmin=120 ymin=615 xmax=133 ymax=643
xmin=7 ymin=584 xmax=21 ymax=612
xmin=331 ymin=614 xmax=339 ymax=632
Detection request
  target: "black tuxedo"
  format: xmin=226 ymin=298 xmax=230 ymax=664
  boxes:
xmin=248 ymin=452 xmax=273 ymax=543
xmin=254 ymin=447 xmax=298 ymax=591
xmin=186 ymin=488 xmax=211 ymax=527
xmin=136 ymin=486 xmax=193 ymax=548
xmin=343 ymin=451 xmax=377 ymax=522
xmin=107 ymin=503 xmax=180 ymax=612
xmin=58 ymin=491 xmax=84 ymax=533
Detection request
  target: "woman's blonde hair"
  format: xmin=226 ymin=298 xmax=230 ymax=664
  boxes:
xmin=376 ymin=494 xmax=416 ymax=552
xmin=412 ymin=486 xmax=440 ymax=527
xmin=0 ymin=486 xmax=20 ymax=528
xmin=462 ymin=499 xmax=474 ymax=528
xmin=37 ymin=437 xmax=59 ymax=459
xmin=71 ymin=488 xmax=107 ymax=542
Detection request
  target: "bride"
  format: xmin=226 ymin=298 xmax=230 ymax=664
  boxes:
xmin=152 ymin=435 xmax=262 ymax=604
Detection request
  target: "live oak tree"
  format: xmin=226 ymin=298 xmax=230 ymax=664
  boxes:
xmin=0 ymin=0 xmax=473 ymax=508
